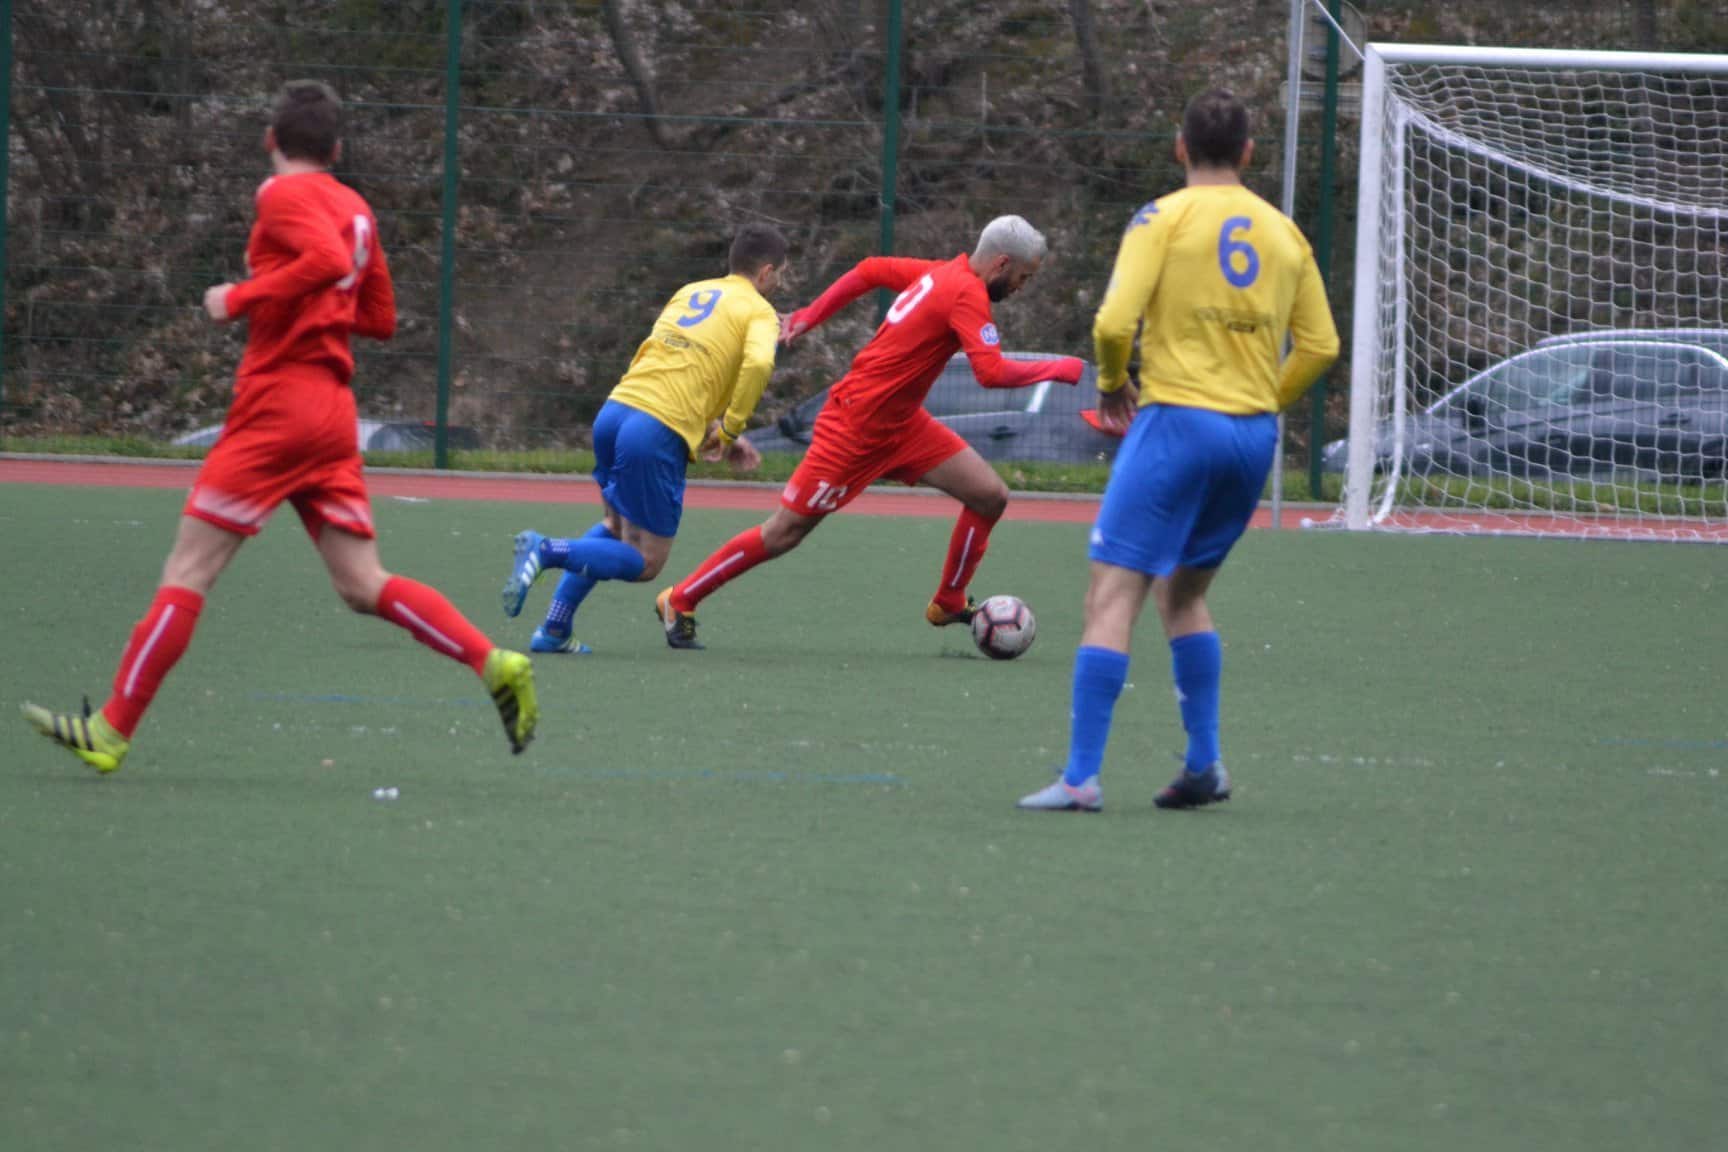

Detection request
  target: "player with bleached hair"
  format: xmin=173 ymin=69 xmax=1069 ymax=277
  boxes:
xmin=653 ymin=216 xmax=1085 ymax=649
xmin=1018 ymin=88 xmax=1339 ymax=813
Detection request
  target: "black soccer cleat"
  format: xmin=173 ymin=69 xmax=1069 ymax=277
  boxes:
xmin=655 ymin=588 xmax=704 ymax=650
xmin=1153 ymin=763 xmax=1232 ymax=810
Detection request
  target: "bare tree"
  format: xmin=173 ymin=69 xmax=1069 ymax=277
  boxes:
xmin=1632 ymin=0 xmax=1659 ymax=50
xmin=601 ymin=0 xmax=672 ymax=149
xmin=1069 ymin=0 xmax=1107 ymax=121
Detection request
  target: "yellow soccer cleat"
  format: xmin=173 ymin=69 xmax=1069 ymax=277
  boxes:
xmin=21 ymin=700 xmax=130 ymax=774
xmin=482 ymin=649 xmax=539 ymax=755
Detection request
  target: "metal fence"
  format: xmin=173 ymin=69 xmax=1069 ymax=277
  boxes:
xmin=1 ymin=0 xmax=1718 ymax=484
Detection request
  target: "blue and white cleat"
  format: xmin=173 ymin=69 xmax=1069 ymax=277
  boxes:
xmin=502 ymin=530 xmax=547 ymax=618
xmin=1017 ymin=775 xmax=1103 ymax=813
xmin=530 ymin=627 xmax=592 ymax=655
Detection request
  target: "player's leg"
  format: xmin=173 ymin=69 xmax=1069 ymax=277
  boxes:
xmin=1019 ymin=405 xmax=1202 ymax=812
xmin=1145 ymin=564 xmax=1229 ymax=808
xmin=304 ymin=467 xmax=538 ymax=754
xmin=913 ymin=434 xmax=1007 ymax=625
xmin=1149 ymin=410 xmax=1276 ymax=810
xmin=22 ymin=514 xmax=245 ymax=772
xmin=317 ymin=526 xmax=538 ymax=754
xmin=531 ymin=518 xmax=615 ymax=654
xmin=1015 ymin=561 xmax=1156 ymax=812
xmin=657 ymin=410 xmax=871 ymax=648
xmin=656 ymin=505 xmax=819 ymax=649
xmin=504 ymin=401 xmax=652 ymax=621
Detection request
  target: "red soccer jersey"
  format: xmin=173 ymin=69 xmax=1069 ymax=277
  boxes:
xmin=826 ymin=254 xmax=1072 ymax=434
xmin=223 ymin=171 xmax=395 ymax=387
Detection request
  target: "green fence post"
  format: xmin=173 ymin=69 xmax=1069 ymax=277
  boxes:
xmin=0 ymin=0 xmax=13 ymax=438
xmin=876 ymin=0 xmax=903 ymax=322
xmin=433 ymin=0 xmax=463 ymax=469
xmin=1310 ymin=0 xmax=1343 ymax=500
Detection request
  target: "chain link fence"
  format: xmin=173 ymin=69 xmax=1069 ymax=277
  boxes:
xmin=2 ymin=0 xmax=1721 ymax=485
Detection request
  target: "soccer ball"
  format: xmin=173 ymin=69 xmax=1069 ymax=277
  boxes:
xmin=971 ymin=595 xmax=1037 ymax=660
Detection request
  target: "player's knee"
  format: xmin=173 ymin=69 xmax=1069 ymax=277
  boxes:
xmin=973 ymin=484 xmax=1009 ymax=522
xmin=332 ymin=569 xmax=387 ymax=614
xmin=636 ymin=552 xmax=667 ymax=581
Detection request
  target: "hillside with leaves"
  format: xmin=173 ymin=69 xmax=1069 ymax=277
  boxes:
xmin=3 ymin=0 xmax=1722 ymax=448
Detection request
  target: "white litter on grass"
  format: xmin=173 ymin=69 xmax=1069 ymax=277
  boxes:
xmin=372 ymin=786 xmax=400 ymax=801
xmin=392 ymin=496 xmax=430 ymax=504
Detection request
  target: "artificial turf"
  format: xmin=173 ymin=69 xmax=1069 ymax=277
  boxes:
xmin=2 ymin=484 xmax=1723 ymax=1151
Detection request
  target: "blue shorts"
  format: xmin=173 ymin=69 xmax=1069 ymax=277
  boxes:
xmin=1089 ymin=404 xmax=1277 ymax=575
xmin=592 ymin=400 xmax=689 ymax=538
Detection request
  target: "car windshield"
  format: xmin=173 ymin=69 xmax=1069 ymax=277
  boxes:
xmin=1436 ymin=346 xmax=1595 ymax=414
xmin=1585 ymin=346 xmax=1724 ymax=402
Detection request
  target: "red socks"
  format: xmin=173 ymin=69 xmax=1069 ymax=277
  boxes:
xmin=671 ymin=525 xmax=772 ymax=612
xmin=934 ymin=507 xmax=999 ymax=612
xmin=377 ymin=576 xmax=492 ymax=675
xmin=97 ymin=578 xmax=490 ymax=741
xmin=102 ymin=586 xmax=205 ymax=738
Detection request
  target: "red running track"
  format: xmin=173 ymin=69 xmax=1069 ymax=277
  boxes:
xmin=17 ymin=457 xmax=1715 ymax=538
xmin=0 ymin=457 xmax=1108 ymax=524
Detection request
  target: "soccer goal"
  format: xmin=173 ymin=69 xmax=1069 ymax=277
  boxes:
xmin=1335 ymin=44 xmax=1728 ymax=541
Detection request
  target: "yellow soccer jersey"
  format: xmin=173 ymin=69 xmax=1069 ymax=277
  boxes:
xmin=1093 ymin=185 xmax=1339 ymax=414
xmin=608 ymin=273 xmax=779 ymax=456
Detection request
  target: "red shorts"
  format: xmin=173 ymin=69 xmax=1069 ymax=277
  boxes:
xmin=184 ymin=374 xmax=376 ymax=541
xmin=781 ymin=405 xmax=967 ymax=515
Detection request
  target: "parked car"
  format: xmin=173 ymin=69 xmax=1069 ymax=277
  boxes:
xmin=1321 ymin=339 xmax=1728 ymax=481
xmin=173 ymin=419 xmax=480 ymax=453
xmin=746 ymin=352 xmax=1122 ymax=464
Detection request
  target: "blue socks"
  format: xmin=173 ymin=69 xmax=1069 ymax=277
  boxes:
xmin=537 ymin=523 xmax=644 ymax=639
xmin=1059 ymin=633 xmax=1223 ymax=786
xmin=1170 ymin=631 xmax=1222 ymax=772
xmin=1062 ymin=646 xmax=1130 ymax=787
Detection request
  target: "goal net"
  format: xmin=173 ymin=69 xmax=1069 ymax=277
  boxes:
xmin=1336 ymin=44 xmax=1728 ymax=541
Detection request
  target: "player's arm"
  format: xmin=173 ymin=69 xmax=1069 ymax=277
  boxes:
xmin=1092 ymin=211 xmax=1168 ymax=394
xmin=951 ymin=291 xmax=1084 ymax=389
xmin=715 ymin=307 xmax=780 ymax=448
xmin=1275 ymin=249 xmax=1340 ymax=409
xmin=352 ymin=232 xmax=397 ymax=342
xmin=222 ymin=189 xmax=353 ymax=318
xmin=780 ymin=256 xmax=939 ymax=343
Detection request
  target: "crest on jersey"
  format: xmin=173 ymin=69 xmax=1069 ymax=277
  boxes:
xmin=1127 ymin=201 xmax=1160 ymax=231
xmin=980 ymin=323 xmax=1000 ymax=346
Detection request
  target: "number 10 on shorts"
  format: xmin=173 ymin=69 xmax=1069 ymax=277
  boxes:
xmin=805 ymin=481 xmax=848 ymax=512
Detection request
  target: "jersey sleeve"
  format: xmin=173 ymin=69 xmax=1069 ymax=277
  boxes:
xmin=719 ymin=304 xmax=780 ymax=442
xmin=1092 ymin=207 xmax=1170 ymax=393
xmin=787 ymin=256 xmax=942 ymax=334
xmin=224 ymin=184 xmax=353 ymax=316
xmin=950 ymin=286 xmax=1084 ymax=389
xmin=1275 ymin=245 xmax=1341 ymax=408
xmin=352 ymin=226 xmax=396 ymax=341
xmin=851 ymin=256 xmax=941 ymax=294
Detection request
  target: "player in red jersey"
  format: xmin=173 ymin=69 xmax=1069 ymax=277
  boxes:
xmin=22 ymin=81 xmax=539 ymax=772
xmin=654 ymin=215 xmax=1084 ymax=648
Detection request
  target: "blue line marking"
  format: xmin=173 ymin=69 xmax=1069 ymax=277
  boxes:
xmin=1599 ymin=737 xmax=1728 ymax=753
xmin=251 ymin=692 xmax=487 ymax=709
xmin=540 ymin=766 xmax=902 ymax=787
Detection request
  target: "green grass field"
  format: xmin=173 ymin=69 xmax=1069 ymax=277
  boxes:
xmin=2 ymin=484 xmax=1724 ymax=1152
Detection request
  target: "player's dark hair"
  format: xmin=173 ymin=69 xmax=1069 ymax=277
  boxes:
xmin=271 ymin=80 xmax=343 ymax=164
xmin=1182 ymin=88 xmax=1251 ymax=169
xmin=729 ymin=223 xmax=789 ymax=276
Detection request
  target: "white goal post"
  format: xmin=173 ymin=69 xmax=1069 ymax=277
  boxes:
xmin=1338 ymin=44 xmax=1728 ymax=541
